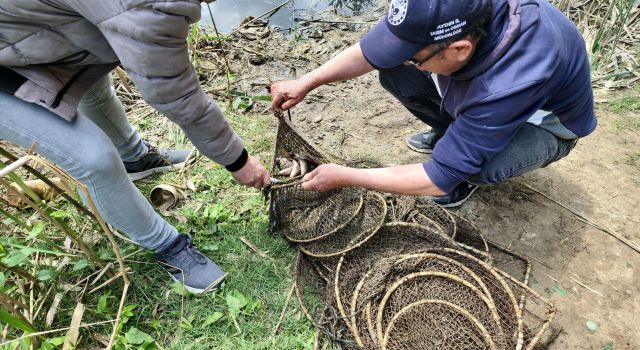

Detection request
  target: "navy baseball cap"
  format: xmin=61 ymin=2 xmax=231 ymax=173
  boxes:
xmin=361 ymin=0 xmax=491 ymax=69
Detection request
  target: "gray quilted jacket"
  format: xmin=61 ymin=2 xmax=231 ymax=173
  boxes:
xmin=0 ymin=0 xmax=243 ymax=166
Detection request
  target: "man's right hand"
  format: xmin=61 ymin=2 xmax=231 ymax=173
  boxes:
xmin=270 ymin=78 xmax=313 ymax=111
xmin=231 ymin=155 xmax=271 ymax=189
xmin=270 ymin=44 xmax=374 ymax=112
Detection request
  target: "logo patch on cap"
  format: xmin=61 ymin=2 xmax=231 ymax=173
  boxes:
xmin=388 ymin=0 xmax=408 ymax=26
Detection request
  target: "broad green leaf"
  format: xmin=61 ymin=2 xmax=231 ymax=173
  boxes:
xmin=179 ymin=317 xmax=193 ymax=330
xmin=226 ymin=290 xmax=249 ymax=317
xmin=49 ymin=211 xmax=69 ymax=219
xmin=26 ymin=222 xmax=44 ymax=240
xmin=3 ymin=248 xmax=33 ymax=267
xmin=170 ymin=282 xmax=191 ymax=296
xmin=39 ymin=336 xmax=65 ymax=349
xmin=0 ymin=307 xmax=36 ymax=333
xmin=120 ymin=304 xmax=137 ymax=324
xmin=203 ymin=312 xmax=224 ymax=327
xmin=150 ymin=319 xmax=160 ymax=329
xmin=124 ymin=327 xmax=153 ymax=345
xmin=72 ymin=259 xmax=89 ymax=272
xmin=97 ymin=292 xmax=112 ymax=314
xmin=37 ymin=269 xmax=59 ymax=281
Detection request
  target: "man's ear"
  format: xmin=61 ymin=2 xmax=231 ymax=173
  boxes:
xmin=449 ymin=39 xmax=475 ymax=63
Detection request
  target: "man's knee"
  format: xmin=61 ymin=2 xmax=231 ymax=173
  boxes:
xmin=467 ymin=138 xmax=577 ymax=186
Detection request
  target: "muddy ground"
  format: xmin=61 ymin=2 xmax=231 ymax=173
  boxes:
xmin=216 ymin=19 xmax=640 ymax=349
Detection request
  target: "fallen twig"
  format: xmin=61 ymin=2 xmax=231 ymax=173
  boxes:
xmin=0 ymin=320 xmax=116 ymax=346
xmin=272 ymin=283 xmax=295 ymax=335
xmin=571 ymin=274 xmax=606 ymax=298
xmin=240 ymin=236 xmax=274 ymax=261
xmin=228 ymin=0 xmax=293 ymax=37
xmin=114 ymin=67 xmax=132 ymax=94
xmin=62 ymin=302 xmax=85 ymax=350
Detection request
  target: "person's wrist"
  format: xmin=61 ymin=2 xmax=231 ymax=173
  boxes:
xmin=301 ymin=73 xmax=319 ymax=91
xmin=225 ymin=148 xmax=249 ymax=172
xmin=339 ymin=166 xmax=356 ymax=188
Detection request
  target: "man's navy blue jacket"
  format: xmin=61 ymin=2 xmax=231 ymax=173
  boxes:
xmin=422 ymin=0 xmax=597 ymax=193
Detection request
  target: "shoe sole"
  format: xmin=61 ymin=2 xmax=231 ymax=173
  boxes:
xmin=166 ymin=270 xmax=228 ymax=295
xmin=128 ymin=160 xmax=189 ymax=182
xmin=438 ymin=186 xmax=479 ymax=208
xmin=406 ymin=140 xmax=434 ymax=154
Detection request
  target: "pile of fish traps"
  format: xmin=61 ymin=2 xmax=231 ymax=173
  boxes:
xmin=267 ymin=116 xmax=556 ymax=350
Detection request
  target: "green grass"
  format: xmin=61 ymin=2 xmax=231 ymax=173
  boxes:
xmin=607 ymin=96 xmax=640 ymax=114
xmin=625 ymin=151 xmax=640 ymax=167
xmin=602 ymin=90 xmax=640 ymax=132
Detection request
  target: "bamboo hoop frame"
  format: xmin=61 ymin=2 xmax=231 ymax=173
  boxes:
xmin=375 ymin=271 xmax=504 ymax=348
xmin=299 ymin=192 xmax=388 ymax=258
xmin=382 ymin=299 xmax=497 ymax=350
xmin=283 ymin=195 xmax=364 ymax=243
xmin=334 ymin=221 xmax=458 ymax=339
xmin=420 ymin=248 xmax=525 ymax=350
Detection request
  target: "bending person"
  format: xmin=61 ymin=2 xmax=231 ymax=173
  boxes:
xmin=271 ymin=0 xmax=596 ymax=207
xmin=0 ymin=1 xmax=271 ymax=294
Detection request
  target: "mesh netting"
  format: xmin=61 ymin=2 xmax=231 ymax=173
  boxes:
xmin=382 ymin=300 xmax=496 ymax=350
xmin=373 ymin=258 xmax=507 ymax=349
xmin=272 ymin=187 xmax=365 ymax=243
xmin=293 ymin=252 xmax=357 ymax=348
xmin=272 ymin=117 xmax=555 ymax=350
xmin=298 ymin=191 xmax=388 ymax=258
xmin=270 ymin=114 xmax=337 ymax=174
xmin=335 ymin=222 xmax=458 ymax=337
xmin=387 ymin=195 xmax=458 ymax=239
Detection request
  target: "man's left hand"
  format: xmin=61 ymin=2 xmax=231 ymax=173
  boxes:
xmin=301 ymin=164 xmax=351 ymax=192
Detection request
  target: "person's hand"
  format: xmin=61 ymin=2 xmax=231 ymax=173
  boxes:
xmin=270 ymin=78 xmax=313 ymax=111
xmin=301 ymin=164 xmax=352 ymax=192
xmin=231 ymin=155 xmax=271 ymax=189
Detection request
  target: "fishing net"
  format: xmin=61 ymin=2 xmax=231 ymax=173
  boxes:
xmin=298 ymin=191 xmax=388 ymax=258
xmin=272 ymin=116 xmax=555 ymax=349
xmin=382 ymin=300 xmax=496 ymax=350
xmin=272 ymin=187 xmax=365 ymax=243
xmin=270 ymin=112 xmax=337 ymax=174
xmin=294 ymin=252 xmax=357 ymax=348
xmin=388 ymin=195 xmax=458 ymax=239
xmin=373 ymin=259 xmax=507 ymax=349
xmin=334 ymin=222 xmax=457 ymax=335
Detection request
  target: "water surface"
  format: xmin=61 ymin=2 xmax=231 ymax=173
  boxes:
xmin=201 ymin=0 xmax=377 ymax=33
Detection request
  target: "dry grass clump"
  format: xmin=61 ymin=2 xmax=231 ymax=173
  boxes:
xmin=554 ymin=0 xmax=640 ymax=88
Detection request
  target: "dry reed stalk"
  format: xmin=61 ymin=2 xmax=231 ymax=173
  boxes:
xmin=0 ymin=152 xmax=130 ymax=350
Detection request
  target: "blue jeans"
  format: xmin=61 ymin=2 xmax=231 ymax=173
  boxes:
xmin=0 ymin=75 xmax=179 ymax=252
xmin=379 ymin=65 xmax=578 ymax=186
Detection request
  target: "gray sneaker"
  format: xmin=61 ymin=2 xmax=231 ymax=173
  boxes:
xmin=154 ymin=234 xmax=226 ymax=294
xmin=406 ymin=130 xmax=442 ymax=154
xmin=124 ymin=142 xmax=194 ymax=181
